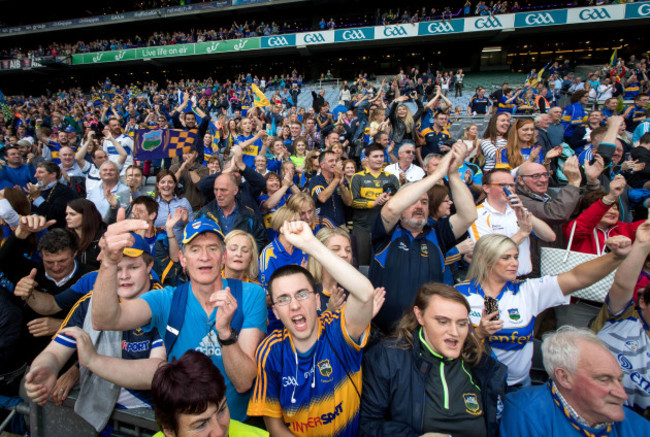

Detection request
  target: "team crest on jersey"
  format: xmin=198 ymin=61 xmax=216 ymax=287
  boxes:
xmin=318 ymin=359 xmax=333 ymax=378
xmin=507 ymin=308 xmax=521 ymax=322
xmin=374 ymin=180 xmax=381 ymax=188
xmin=463 ymin=393 xmax=481 ymax=415
xmin=625 ymin=340 xmax=639 ymax=352
xmin=133 ymin=328 xmax=144 ymax=336
xmin=421 ymin=244 xmax=429 ymax=258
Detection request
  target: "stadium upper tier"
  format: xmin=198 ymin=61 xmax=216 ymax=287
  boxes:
xmin=0 ymin=1 xmax=648 ymax=71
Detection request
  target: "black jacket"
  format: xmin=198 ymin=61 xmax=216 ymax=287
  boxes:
xmin=198 ymin=165 xmax=266 ymax=215
xmin=33 ymin=182 xmax=78 ymax=228
xmin=389 ymin=98 xmax=424 ymax=146
xmin=359 ymin=335 xmax=507 ymax=437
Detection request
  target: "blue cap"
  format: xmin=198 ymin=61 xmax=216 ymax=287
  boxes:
xmin=64 ymin=126 xmax=76 ymax=133
xmin=182 ymin=217 xmax=224 ymax=245
xmin=123 ymin=233 xmax=150 ymax=257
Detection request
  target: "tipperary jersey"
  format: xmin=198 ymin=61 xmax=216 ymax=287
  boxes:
xmin=248 ymin=309 xmax=368 ymax=436
xmin=456 ymin=276 xmax=569 ymax=385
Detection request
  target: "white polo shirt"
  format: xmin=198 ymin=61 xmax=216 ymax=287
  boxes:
xmin=384 ymin=162 xmax=425 ymax=183
xmin=469 ymin=200 xmax=532 ymax=276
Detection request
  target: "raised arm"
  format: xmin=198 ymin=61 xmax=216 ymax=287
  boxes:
xmin=529 ymin=214 xmax=556 ymax=242
xmin=380 ymin=147 xmax=454 ymax=232
xmin=447 ymin=142 xmax=478 ymax=238
xmin=557 ymin=236 xmax=631 ymax=296
xmin=282 ymin=221 xmax=374 ymax=340
xmin=102 ymin=127 xmax=128 ymax=167
xmin=76 ymin=132 xmax=93 ymax=168
xmin=606 ymin=220 xmax=650 ymax=314
xmin=91 ymin=213 xmax=153 ymax=331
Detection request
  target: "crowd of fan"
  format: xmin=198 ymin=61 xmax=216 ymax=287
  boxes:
xmin=0 ymin=56 xmax=649 ymax=436
xmin=0 ymin=0 xmax=615 ymax=61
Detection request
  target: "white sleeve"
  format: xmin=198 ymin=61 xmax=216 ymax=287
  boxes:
xmin=522 ymin=276 xmax=570 ymax=316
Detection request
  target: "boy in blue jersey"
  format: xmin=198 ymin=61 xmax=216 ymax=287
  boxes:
xmin=90 ymin=215 xmax=267 ymax=422
xmin=24 ymin=233 xmax=166 ymax=432
xmin=248 ymin=220 xmax=375 ymax=437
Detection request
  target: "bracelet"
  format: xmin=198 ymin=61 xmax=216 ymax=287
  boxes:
xmin=602 ymin=196 xmax=615 ymax=206
xmin=167 ymin=234 xmax=176 ymax=239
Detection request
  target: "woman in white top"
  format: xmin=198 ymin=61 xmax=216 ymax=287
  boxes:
xmin=480 ymin=113 xmax=511 ymax=171
xmin=456 ymin=233 xmax=631 ymax=389
xmin=339 ymin=82 xmax=351 ymax=107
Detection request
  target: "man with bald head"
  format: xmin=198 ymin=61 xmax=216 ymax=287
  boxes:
xmin=196 ymin=172 xmax=267 ymax=250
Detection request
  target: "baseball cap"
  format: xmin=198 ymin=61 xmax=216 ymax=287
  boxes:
xmin=122 ymin=233 xmax=150 ymax=257
xmin=16 ymin=139 xmax=32 ymax=148
xmin=182 ymin=217 xmax=224 ymax=245
xmin=64 ymin=126 xmax=76 ymax=133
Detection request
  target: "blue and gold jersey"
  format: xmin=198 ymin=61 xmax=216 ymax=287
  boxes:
xmin=258 ymin=237 xmax=308 ymax=289
xmin=248 ymin=309 xmax=368 ymax=437
xmin=235 ymin=134 xmax=263 ymax=168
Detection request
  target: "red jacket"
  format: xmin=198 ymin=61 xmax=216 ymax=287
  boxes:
xmin=562 ymin=198 xmax=643 ymax=255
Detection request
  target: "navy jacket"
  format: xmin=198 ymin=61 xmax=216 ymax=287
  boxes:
xmin=359 ymin=335 xmax=507 ymax=437
xmin=198 ymin=165 xmax=266 ymax=215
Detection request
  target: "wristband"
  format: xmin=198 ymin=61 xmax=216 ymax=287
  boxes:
xmin=602 ymin=196 xmax=615 ymax=206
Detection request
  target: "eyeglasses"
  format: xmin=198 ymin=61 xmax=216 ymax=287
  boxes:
xmin=487 ymin=183 xmax=516 ymax=189
xmin=521 ymin=172 xmax=550 ymax=181
xmin=273 ymin=289 xmax=314 ymax=306
xmin=403 ymin=150 xmax=415 ymax=154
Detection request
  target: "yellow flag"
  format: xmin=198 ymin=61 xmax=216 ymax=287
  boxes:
xmin=252 ymin=83 xmax=270 ymax=107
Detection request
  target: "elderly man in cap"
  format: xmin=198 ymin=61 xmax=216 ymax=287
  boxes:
xmin=24 ymin=232 xmax=166 ymax=433
xmin=500 ymin=326 xmax=650 ymax=436
xmin=91 ymin=215 xmax=267 ymax=422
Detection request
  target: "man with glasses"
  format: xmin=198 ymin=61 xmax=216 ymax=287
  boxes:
xmin=470 ymin=169 xmax=556 ymax=278
xmin=247 ymin=220 xmax=375 ymax=437
xmin=384 ymin=143 xmax=425 ymax=184
xmin=516 ymin=159 xmax=585 ymax=262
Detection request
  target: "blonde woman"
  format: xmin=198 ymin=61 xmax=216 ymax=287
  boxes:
xmin=223 ymin=230 xmax=259 ymax=283
xmin=456 ymin=233 xmax=631 ymax=390
xmin=389 ymin=94 xmax=423 ymax=147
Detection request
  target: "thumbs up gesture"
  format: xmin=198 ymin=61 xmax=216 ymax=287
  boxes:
xmin=15 ymin=268 xmax=38 ymax=300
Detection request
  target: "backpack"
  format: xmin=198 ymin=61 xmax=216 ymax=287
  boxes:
xmin=163 ymin=278 xmax=243 ymax=358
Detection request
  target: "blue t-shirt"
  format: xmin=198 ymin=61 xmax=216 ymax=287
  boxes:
xmin=0 ymin=164 xmax=36 ymax=189
xmin=139 ymin=279 xmax=267 ymax=421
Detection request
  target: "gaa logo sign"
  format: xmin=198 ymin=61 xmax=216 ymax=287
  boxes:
xmin=638 ymin=4 xmax=650 ymax=16
xmin=524 ymin=12 xmax=555 ymax=25
xmin=342 ymin=30 xmax=368 ymax=40
xmin=268 ymin=36 xmax=289 ymax=47
xmin=578 ymin=8 xmax=611 ymax=21
xmin=475 ymin=16 xmax=503 ymax=29
xmin=427 ymin=21 xmax=455 ymax=33
xmin=383 ymin=26 xmax=408 ymax=37
xmin=304 ymin=33 xmax=326 ymax=43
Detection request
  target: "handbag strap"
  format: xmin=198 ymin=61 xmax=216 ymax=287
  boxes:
xmin=563 ymin=221 xmax=578 ymax=262
xmin=593 ymin=228 xmax=602 ymax=256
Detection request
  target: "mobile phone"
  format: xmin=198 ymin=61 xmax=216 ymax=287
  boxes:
xmin=484 ymin=296 xmax=500 ymax=320
xmin=503 ymin=186 xmax=512 ymax=197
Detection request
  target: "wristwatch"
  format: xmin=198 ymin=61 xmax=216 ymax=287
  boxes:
xmin=217 ymin=328 xmax=239 ymax=346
